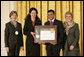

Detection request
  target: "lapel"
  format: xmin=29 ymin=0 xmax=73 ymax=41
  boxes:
xmin=46 ymin=21 xmax=50 ymax=25
xmin=35 ymin=19 xmax=37 ymax=25
xmin=29 ymin=19 xmax=37 ymax=28
xmin=53 ymin=19 xmax=57 ymax=25
xmin=10 ymin=21 xmax=16 ymax=29
xmin=10 ymin=21 xmax=19 ymax=31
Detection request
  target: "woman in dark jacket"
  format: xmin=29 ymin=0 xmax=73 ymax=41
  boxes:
xmin=23 ymin=8 xmax=42 ymax=56
xmin=63 ymin=11 xmax=80 ymax=56
xmin=4 ymin=11 xmax=23 ymax=56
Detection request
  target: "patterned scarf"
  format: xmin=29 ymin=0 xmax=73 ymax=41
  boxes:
xmin=63 ymin=21 xmax=75 ymax=35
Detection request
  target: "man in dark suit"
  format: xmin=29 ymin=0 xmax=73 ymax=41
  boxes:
xmin=44 ymin=10 xmax=64 ymax=56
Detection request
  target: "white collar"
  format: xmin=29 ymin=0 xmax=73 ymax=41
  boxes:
xmin=52 ymin=19 xmax=55 ymax=22
xmin=50 ymin=19 xmax=55 ymax=23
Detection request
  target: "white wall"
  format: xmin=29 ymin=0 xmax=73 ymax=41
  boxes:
xmin=1 ymin=1 xmax=17 ymax=56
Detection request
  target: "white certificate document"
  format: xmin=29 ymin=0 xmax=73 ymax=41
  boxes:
xmin=40 ymin=29 xmax=55 ymax=40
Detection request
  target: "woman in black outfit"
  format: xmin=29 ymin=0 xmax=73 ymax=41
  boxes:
xmin=23 ymin=8 xmax=42 ymax=56
xmin=4 ymin=11 xmax=23 ymax=56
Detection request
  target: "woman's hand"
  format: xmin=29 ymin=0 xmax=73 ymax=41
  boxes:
xmin=30 ymin=32 xmax=36 ymax=43
xmin=69 ymin=45 xmax=74 ymax=51
xmin=20 ymin=46 xmax=24 ymax=50
xmin=30 ymin=32 xmax=35 ymax=39
xmin=6 ymin=47 xmax=9 ymax=52
xmin=31 ymin=32 xmax=35 ymax=36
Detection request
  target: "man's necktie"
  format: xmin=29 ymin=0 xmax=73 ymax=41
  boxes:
xmin=50 ymin=21 xmax=53 ymax=26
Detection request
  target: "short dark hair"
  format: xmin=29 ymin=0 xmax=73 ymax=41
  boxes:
xmin=9 ymin=11 xmax=18 ymax=18
xmin=29 ymin=7 xmax=38 ymax=14
xmin=48 ymin=10 xmax=55 ymax=14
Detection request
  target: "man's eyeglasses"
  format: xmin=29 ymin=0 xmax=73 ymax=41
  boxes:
xmin=48 ymin=14 xmax=54 ymax=16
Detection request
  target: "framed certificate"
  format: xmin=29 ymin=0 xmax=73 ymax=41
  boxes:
xmin=35 ymin=25 xmax=57 ymax=43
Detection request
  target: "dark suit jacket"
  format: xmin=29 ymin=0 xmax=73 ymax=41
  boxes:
xmin=5 ymin=21 xmax=23 ymax=47
xmin=45 ymin=19 xmax=64 ymax=49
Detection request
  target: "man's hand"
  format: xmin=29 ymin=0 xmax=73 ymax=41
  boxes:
xmin=50 ymin=41 xmax=56 ymax=45
xmin=38 ymin=42 xmax=45 ymax=44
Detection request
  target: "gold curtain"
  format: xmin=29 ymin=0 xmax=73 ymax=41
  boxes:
xmin=17 ymin=1 xmax=83 ymax=56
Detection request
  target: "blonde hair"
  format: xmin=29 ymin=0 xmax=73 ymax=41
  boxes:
xmin=65 ymin=11 xmax=73 ymax=18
